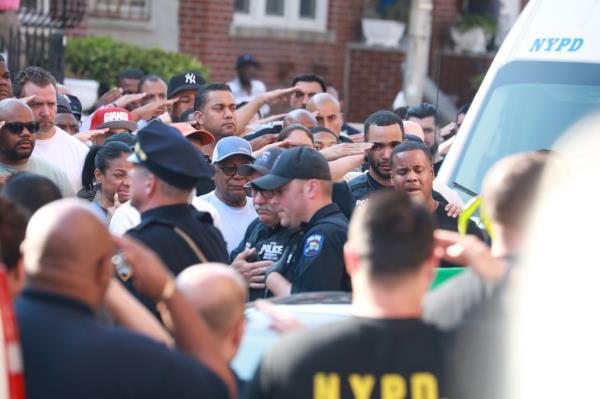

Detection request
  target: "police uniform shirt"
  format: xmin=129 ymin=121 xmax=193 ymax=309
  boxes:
xmin=279 ymin=203 xmax=351 ymax=294
xmin=244 ymin=316 xmax=448 ymax=399
xmin=127 ymin=203 xmax=229 ymax=276
xmin=332 ymin=181 xmax=355 ymax=220
xmin=348 ymin=172 xmax=391 ymax=203
xmin=230 ymin=218 xmax=295 ymax=301
xmin=434 ymin=202 xmax=486 ymax=268
xmin=16 ymin=289 xmax=228 ymax=399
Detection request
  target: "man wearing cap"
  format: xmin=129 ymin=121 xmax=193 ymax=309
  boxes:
xmin=126 ymin=120 xmax=228 ymax=281
xmin=89 ymin=106 xmax=138 ymax=144
xmin=251 ymin=147 xmax=350 ymax=295
xmin=230 ymin=147 xmax=296 ymax=300
xmin=168 ymin=72 xmax=205 ymax=123
xmin=171 ymin=122 xmax=219 ymax=198
xmin=199 ymin=136 xmax=257 ymax=254
xmin=55 ymin=94 xmax=80 ymax=135
xmin=228 ymin=54 xmax=267 ymax=113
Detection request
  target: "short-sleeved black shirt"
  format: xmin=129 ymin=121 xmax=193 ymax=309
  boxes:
xmin=332 ymin=181 xmax=355 ymax=220
xmin=17 ymin=289 xmax=228 ymax=399
xmin=274 ymin=203 xmax=350 ymax=294
xmin=126 ymin=204 xmax=228 ymax=315
xmin=434 ymin=202 xmax=486 ymax=268
xmin=230 ymin=218 xmax=296 ymax=301
xmin=244 ymin=317 xmax=447 ymax=399
xmin=127 ymin=204 xmax=229 ymax=275
xmin=348 ymin=171 xmax=390 ymax=203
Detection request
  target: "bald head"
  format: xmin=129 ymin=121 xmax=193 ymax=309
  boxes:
xmin=177 ymin=264 xmax=247 ymax=336
xmin=21 ymin=199 xmax=113 ymax=308
xmin=0 ymin=98 xmax=33 ymax=121
xmin=402 ymin=120 xmax=425 ymax=141
xmin=307 ymin=93 xmax=340 ymax=112
xmin=306 ymin=93 xmax=343 ymax=136
xmin=283 ymin=109 xmax=318 ymax=129
xmin=482 ymin=152 xmax=547 ymax=232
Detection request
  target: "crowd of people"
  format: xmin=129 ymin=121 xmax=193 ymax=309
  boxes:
xmin=0 ymin=52 xmax=552 ymax=398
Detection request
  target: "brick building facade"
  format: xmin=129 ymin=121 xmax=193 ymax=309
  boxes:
xmin=179 ymin=0 xmax=363 ymax=103
xmin=83 ymin=0 xmax=525 ymax=123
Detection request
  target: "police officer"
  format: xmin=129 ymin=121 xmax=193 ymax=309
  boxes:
xmin=127 ymin=120 xmax=228 ymax=277
xmin=229 ymin=147 xmax=296 ymax=300
xmin=250 ymin=147 xmax=350 ymax=295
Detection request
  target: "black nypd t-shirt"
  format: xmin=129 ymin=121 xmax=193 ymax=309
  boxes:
xmin=244 ymin=317 xmax=447 ymax=399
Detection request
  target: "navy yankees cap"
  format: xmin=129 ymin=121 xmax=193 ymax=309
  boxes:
xmin=251 ymin=147 xmax=331 ymax=191
xmin=127 ymin=120 xmax=213 ymax=189
xmin=167 ymin=72 xmax=206 ymax=99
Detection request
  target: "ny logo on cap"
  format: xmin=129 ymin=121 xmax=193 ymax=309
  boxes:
xmin=185 ymin=73 xmax=196 ymax=84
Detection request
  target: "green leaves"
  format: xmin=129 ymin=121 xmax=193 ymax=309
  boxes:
xmin=65 ymin=36 xmax=210 ymax=93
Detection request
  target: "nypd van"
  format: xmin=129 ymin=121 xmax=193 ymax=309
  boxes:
xmin=437 ymin=0 xmax=600 ymax=202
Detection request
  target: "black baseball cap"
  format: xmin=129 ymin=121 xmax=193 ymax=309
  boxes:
xmin=56 ymin=94 xmax=72 ymax=114
xmin=236 ymin=54 xmax=260 ymax=69
xmin=127 ymin=120 xmax=214 ymax=189
xmin=251 ymin=147 xmax=331 ymax=191
xmin=167 ymin=72 xmax=206 ymax=99
xmin=239 ymin=147 xmax=284 ymax=176
xmin=66 ymin=94 xmax=82 ymax=121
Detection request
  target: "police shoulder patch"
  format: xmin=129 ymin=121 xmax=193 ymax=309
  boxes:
xmin=303 ymin=233 xmax=324 ymax=257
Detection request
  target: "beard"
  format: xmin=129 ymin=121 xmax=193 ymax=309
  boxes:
xmin=368 ymin=154 xmax=392 ymax=180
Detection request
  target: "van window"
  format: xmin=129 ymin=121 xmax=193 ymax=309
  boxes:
xmin=452 ymin=61 xmax=600 ymax=199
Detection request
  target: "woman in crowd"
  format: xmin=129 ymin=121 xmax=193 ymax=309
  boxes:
xmin=79 ymin=141 xmax=133 ymax=220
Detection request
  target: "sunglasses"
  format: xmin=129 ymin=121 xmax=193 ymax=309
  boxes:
xmin=3 ymin=122 xmax=40 ymax=134
xmin=216 ymin=164 xmax=251 ymax=177
xmin=243 ymin=185 xmax=275 ymax=199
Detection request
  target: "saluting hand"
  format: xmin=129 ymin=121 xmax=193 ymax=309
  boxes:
xmin=434 ymin=229 xmax=507 ymax=282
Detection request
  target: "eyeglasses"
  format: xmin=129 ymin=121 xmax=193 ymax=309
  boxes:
xmin=243 ymin=185 xmax=275 ymax=199
xmin=2 ymin=122 xmax=40 ymax=134
xmin=215 ymin=164 xmax=250 ymax=177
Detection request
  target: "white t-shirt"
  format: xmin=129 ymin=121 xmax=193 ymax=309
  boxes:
xmin=108 ymin=198 xmax=222 ymax=236
xmin=199 ymin=191 xmax=257 ymax=254
xmin=33 ymin=126 xmax=89 ymax=192
xmin=227 ymin=77 xmax=269 ymax=116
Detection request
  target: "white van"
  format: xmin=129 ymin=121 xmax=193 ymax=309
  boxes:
xmin=437 ymin=0 xmax=600 ymax=202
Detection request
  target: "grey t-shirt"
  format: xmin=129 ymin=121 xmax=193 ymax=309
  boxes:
xmin=423 ymin=269 xmax=496 ymax=330
xmin=0 ymin=154 xmax=75 ymax=197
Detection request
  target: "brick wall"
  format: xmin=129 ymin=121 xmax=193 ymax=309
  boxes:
xmin=346 ymin=44 xmax=405 ymax=123
xmin=438 ymin=52 xmax=493 ymax=106
xmin=179 ymin=0 xmax=363 ymax=100
xmin=429 ymin=0 xmax=461 ymax=77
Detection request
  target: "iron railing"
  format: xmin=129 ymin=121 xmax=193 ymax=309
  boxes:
xmin=0 ymin=0 xmax=86 ymax=82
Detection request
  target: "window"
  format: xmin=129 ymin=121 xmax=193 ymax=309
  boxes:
xmin=452 ymin=61 xmax=600 ymax=201
xmin=233 ymin=0 xmax=328 ymax=32
xmin=88 ymin=0 xmax=151 ymax=21
xmin=235 ymin=0 xmax=250 ymax=14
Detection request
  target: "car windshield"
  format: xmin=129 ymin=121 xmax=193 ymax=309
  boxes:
xmin=452 ymin=61 xmax=600 ymax=200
